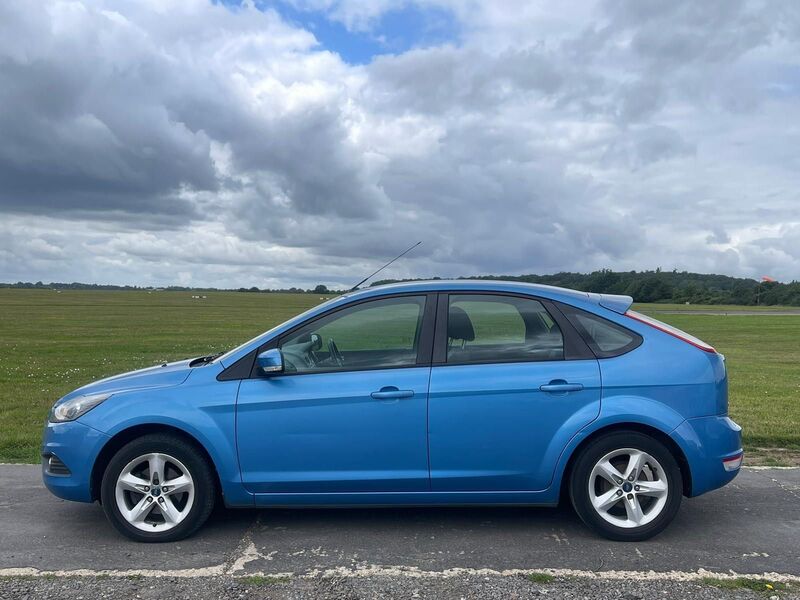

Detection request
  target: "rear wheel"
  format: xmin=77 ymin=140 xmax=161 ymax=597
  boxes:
xmin=100 ymin=434 xmax=215 ymax=542
xmin=569 ymin=431 xmax=682 ymax=541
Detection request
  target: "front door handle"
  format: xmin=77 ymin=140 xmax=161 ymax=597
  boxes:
xmin=539 ymin=380 xmax=584 ymax=393
xmin=371 ymin=386 xmax=414 ymax=400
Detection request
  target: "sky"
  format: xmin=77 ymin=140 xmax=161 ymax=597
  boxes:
xmin=1 ymin=0 xmax=799 ymax=289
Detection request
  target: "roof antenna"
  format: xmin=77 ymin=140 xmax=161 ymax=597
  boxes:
xmin=349 ymin=241 xmax=422 ymax=292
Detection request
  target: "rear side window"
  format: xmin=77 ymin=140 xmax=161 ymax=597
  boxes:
xmin=558 ymin=304 xmax=642 ymax=358
xmin=446 ymin=294 xmax=564 ymax=364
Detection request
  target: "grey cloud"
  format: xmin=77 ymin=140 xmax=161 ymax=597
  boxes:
xmin=366 ymin=45 xmax=565 ymax=115
xmin=631 ymin=126 xmax=695 ymax=166
xmin=603 ymin=0 xmax=773 ymax=66
xmin=615 ymin=80 xmax=665 ymax=123
xmin=706 ymin=227 xmax=731 ymax=245
xmin=593 ymin=124 xmax=695 ymax=170
xmin=0 ymin=0 xmax=382 ymax=228
xmin=0 ymin=4 xmax=218 ymax=221
xmin=1 ymin=0 xmax=800 ymax=288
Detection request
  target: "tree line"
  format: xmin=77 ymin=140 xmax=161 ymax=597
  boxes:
xmin=0 ymin=281 xmax=334 ymax=295
xmin=3 ymin=270 xmax=800 ymax=305
xmin=375 ymin=269 xmax=800 ymax=306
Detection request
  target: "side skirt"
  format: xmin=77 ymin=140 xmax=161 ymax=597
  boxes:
xmin=251 ymin=490 xmax=559 ymax=508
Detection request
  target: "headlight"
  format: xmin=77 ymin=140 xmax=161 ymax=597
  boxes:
xmin=49 ymin=393 xmax=111 ymax=423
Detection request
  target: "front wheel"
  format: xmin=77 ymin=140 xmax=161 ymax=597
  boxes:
xmin=100 ymin=434 xmax=216 ymax=542
xmin=569 ymin=431 xmax=683 ymax=541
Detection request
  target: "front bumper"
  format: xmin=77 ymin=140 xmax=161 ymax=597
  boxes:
xmin=671 ymin=415 xmax=743 ymax=497
xmin=41 ymin=419 xmax=109 ymax=503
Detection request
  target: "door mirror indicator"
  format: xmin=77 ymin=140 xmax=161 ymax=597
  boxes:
xmin=257 ymin=349 xmax=284 ymax=375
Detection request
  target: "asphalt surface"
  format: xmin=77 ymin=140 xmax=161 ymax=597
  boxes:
xmin=1 ymin=465 xmax=799 ymax=579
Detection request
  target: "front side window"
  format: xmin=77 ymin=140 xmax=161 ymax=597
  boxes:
xmin=446 ymin=294 xmax=564 ymax=364
xmin=279 ymin=296 xmax=426 ymax=373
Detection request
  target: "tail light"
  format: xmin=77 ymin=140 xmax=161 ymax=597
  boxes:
xmin=722 ymin=452 xmax=743 ymax=472
xmin=625 ymin=310 xmax=717 ymax=353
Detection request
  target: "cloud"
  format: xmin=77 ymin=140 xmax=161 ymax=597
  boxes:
xmin=1 ymin=0 xmax=800 ymax=287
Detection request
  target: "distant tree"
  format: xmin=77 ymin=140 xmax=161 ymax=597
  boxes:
xmin=2 ymin=271 xmax=796 ymax=305
xmin=622 ymin=276 xmax=671 ymax=303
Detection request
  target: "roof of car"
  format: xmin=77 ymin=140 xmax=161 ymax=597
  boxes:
xmin=339 ymin=279 xmax=590 ymax=303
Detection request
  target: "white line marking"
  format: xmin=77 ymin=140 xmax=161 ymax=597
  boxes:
xmin=281 ymin=565 xmax=800 ymax=583
xmin=1 ymin=565 xmax=799 ymax=583
xmin=745 ymin=466 xmax=799 ymax=470
xmin=227 ymin=542 xmax=276 ymax=574
xmin=0 ymin=566 xmax=227 ymax=578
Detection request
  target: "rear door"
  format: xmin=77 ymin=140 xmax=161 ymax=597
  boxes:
xmin=427 ymin=293 xmax=601 ymax=492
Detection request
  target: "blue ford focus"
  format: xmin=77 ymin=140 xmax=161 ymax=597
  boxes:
xmin=42 ymin=281 xmax=742 ymax=542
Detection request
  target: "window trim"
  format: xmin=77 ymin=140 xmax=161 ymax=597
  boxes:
xmin=432 ymin=291 xmax=594 ymax=367
xmin=236 ymin=292 xmax=438 ymax=379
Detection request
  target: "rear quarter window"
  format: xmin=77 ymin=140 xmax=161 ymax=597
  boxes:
xmin=558 ymin=304 xmax=642 ymax=358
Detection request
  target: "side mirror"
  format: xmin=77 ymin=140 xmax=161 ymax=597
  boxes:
xmin=256 ymin=348 xmax=284 ymax=375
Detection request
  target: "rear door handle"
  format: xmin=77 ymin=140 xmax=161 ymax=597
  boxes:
xmin=539 ymin=380 xmax=584 ymax=393
xmin=371 ymin=387 xmax=414 ymax=400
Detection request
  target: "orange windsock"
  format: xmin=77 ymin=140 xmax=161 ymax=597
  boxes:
xmin=761 ymin=275 xmax=776 ymax=282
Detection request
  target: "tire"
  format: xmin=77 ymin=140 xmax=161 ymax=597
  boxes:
xmin=569 ymin=431 xmax=682 ymax=542
xmin=100 ymin=433 xmax=216 ymax=542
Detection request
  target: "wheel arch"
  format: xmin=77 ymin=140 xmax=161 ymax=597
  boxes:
xmin=90 ymin=423 xmax=222 ymax=503
xmin=558 ymin=422 xmax=693 ymax=502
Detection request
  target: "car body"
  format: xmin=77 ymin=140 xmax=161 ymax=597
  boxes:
xmin=42 ymin=280 xmax=743 ymax=542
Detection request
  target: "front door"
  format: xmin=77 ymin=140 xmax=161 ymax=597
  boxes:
xmin=236 ymin=294 xmax=434 ymax=494
xmin=428 ymin=293 xmax=601 ymax=491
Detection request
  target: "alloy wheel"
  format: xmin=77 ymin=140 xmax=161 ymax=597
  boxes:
xmin=114 ymin=452 xmax=195 ymax=532
xmin=588 ymin=448 xmax=669 ymax=529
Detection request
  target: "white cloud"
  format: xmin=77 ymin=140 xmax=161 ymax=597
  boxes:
xmin=1 ymin=0 xmax=799 ymax=287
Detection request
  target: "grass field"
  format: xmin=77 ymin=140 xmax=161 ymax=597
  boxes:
xmin=632 ymin=303 xmax=800 ymax=312
xmin=1 ymin=289 xmax=798 ymax=462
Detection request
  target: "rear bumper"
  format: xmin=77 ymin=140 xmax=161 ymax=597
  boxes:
xmin=671 ymin=415 xmax=743 ymax=497
xmin=41 ymin=419 xmax=109 ymax=503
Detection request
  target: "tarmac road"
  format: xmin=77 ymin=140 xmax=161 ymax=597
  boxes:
xmin=1 ymin=464 xmax=798 ymax=580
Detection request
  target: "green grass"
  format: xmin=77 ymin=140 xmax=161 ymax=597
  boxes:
xmin=0 ymin=289 xmax=332 ymax=462
xmin=0 ymin=290 xmax=798 ymax=462
xmin=634 ymin=305 xmax=800 ymax=450
xmin=633 ymin=303 xmax=799 ymax=312
xmin=525 ymin=572 xmax=555 ymax=584
xmin=699 ymin=577 xmax=788 ymax=594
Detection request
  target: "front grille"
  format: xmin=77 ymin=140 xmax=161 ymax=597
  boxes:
xmin=44 ymin=453 xmax=71 ymax=476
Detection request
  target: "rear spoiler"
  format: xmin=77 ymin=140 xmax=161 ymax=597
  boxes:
xmin=588 ymin=293 xmax=634 ymax=315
